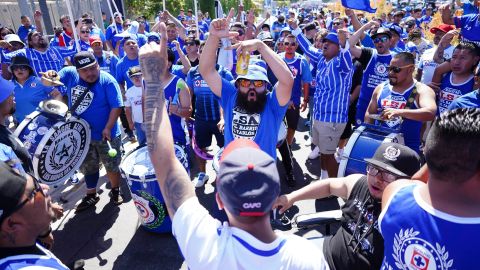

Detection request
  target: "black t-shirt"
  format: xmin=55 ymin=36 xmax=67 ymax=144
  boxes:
xmin=0 ymin=125 xmax=34 ymax=174
xmin=357 ymin=47 xmax=374 ymax=70
xmin=177 ymin=57 xmax=199 ymax=67
xmin=323 ymin=176 xmax=384 ymax=270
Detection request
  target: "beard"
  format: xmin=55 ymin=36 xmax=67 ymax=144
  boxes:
xmin=236 ymin=89 xmax=267 ymax=114
xmin=389 ymin=77 xmax=398 ymax=86
xmin=37 ymin=37 xmax=48 ymax=49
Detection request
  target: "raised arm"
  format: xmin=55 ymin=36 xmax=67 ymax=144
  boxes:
xmin=33 ymin=10 xmax=43 ymax=34
xmin=199 ymin=9 xmax=237 ymax=98
xmin=440 ymin=3 xmax=455 ymax=25
xmin=139 ymin=22 xmax=195 ymax=218
xmin=289 ymin=19 xmax=321 ymax=64
xmin=349 ymin=20 xmax=378 ymax=59
xmin=273 ymin=174 xmax=362 ymax=214
xmin=174 ymin=40 xmax=191 ymax=74
xmin=433 ymin=30 xmax=457 ymax=64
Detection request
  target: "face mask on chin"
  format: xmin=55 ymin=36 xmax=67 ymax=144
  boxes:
xmin=236 ymin=88 xmax=268 ymax=114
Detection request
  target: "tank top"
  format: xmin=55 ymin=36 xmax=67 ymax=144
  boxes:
xmin=380 ymin=184 xmax=480 ymax=270
xmin=164 ymin=75 xmax=187 ymax=145
xmin=356 ymin=50 xmax=392 ymax=125
xmin=376 ymin=82 xmax=422 ymax=152
xmin=438 ymin=72 xmax=474 ymax=115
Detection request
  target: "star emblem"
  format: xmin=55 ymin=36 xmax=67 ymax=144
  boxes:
xmin=56 ymin=143 xmax=72 ymax=162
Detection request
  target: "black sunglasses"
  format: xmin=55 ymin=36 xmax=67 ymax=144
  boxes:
xmin=8 ymin=176 xmax=45 ymax=217
xmin=284 ymin=41 xmax=297 ymax=47
xmin=80 ymin=31 xmax=90 ymax=34
xmin=388 ymin=64 xmax=414 ymax=73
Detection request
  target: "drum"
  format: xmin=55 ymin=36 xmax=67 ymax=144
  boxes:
xmin=277 ymin=121 xmax=287 ymax=147
xmin=14 ymin=100 xmax=91 ymax=186
xmin=120 ymin=144 xmax=188 ymax=233
xmin=338 ymin=124 xmax=404 ymax=177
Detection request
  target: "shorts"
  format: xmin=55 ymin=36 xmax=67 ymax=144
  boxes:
xmin=80 ymin=136 xmax=122 ymax=175
xmin=194 ymin=119 xmax=224 ymax=149
xmin=311 ymin=121 xmax=346 ymax=155
xmin=285 ymin=106 xmax=300 ymax=130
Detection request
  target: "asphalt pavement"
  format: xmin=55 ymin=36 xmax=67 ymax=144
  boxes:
xmin=49 ymin=111 xmax=342 ymax=270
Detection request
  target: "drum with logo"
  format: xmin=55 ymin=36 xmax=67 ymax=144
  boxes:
xmin=14 ymin=100 xmax=91 ymax=186
xmin=337 ymin=124 xmax=404 ymax=177
xmin=120 ymin=144 xmax=188 ymax=233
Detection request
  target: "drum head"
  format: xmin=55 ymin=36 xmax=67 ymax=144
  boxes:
xmin=32 ymin=117 xmax=91 ymax=186
xmin=39 ymin=100 xmax=68 ymax=118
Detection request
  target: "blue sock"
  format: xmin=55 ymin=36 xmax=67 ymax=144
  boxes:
xmin=84 ymin=172 xmax=100 ymax=190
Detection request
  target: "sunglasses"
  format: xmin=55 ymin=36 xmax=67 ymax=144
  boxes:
xmin=366 ymin=164 xmax=399 ymax=183
xmin=234 ymin=30 xmax=245 ymax=36
xmin=124 ymin=24 xmax=131 ymax=27
xmin=407 ymin=24 xmax=415 ymax=28
xmin=373 ymin=36 xmax=390 ymax=43
xmin=9 ymin=176 xmax=46 ymax=217
xmin=284 ymin=41 xmax=297 ymax=47
xmin=333 ymin=22 xmax=341 ymax=26
xmin=80 ymin=31 xmax=90 ymax=34
xmin=12 ymin=66 xmax=29 ymax=71
xmin=186 ymin=42 xmax=197 ymax=46
xmin=238 ymin=79 xmax=265 ymax=88
xmin=388 ymin=64 xmax=414 ymax=73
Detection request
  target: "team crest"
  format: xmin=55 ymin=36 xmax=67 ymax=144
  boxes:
xmin=375 ymin=62 xmax=388 ymax=76
xmin=383 ymin=146 xmax=401 ymax=161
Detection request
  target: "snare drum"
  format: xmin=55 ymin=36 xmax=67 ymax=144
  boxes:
xmin=120 ymin=143 xmax=189 ymax=233
xmin=338 ymin=124 xmax=404 ymax=177
xmin=14 ymin=100 xmax=91 ymax=186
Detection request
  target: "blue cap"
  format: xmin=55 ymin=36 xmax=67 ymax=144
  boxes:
xmin=323 ymin=32 xmax=339 ymax=45
xmin=235 ymin=59 xmax=270 ymax=84
xmin=147 ymin=32 xmax=160 ymax=43
xmin=0 ymin=77 xmax=14 ymax=103
xmin=280 ymin=27 xmax=291 ymax=34
xmin=389 ymin=24 xmax=404 ymax=37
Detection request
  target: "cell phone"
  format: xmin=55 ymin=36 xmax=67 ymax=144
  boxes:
xmin=83 ymin=18 xmax=93 ymax=24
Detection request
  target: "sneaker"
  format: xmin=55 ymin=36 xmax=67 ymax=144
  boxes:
xmin=109 ymin=188 xmax=124 ymax=205
xmin=308 ymin=146 xmax=320 ymax=160
xmin=285 ymin=172 xmax=296 ymax=187
xmin=76 ymin=194 xmax=100 ymax=212
xmin=129 ymin=135 xmax=137 ymax=143
xmin=193 ymin=172 xmax=209 ymax=188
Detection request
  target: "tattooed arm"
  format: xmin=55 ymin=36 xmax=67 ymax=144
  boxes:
xmin=139 ymin=22 xmax=195 ymax=218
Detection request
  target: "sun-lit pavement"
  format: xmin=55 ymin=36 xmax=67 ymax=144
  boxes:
xmin=50 ymin=111 xmax=341 ymax=269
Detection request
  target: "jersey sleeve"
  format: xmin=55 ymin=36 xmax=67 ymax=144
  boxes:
xmin=300 ymin=57 xmax=313 ymax=83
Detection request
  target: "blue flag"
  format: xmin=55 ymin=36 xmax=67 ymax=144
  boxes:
xmin=341 ymin=0 xmax=376 ymax=13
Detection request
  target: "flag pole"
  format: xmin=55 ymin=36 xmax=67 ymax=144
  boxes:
xmin=65 ymin=0 xmax=80 ymax=53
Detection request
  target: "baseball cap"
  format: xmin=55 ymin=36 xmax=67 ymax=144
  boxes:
xmin=257 ymin=31 xmax=273 ymax=42
xmin=113 ymin=12 xmax=122 ymax=18
xmin=365 ymin=142 xmax=421 ymax=177
xmin=389 ymin=24 xmax=404 ymax=37
xmin=217 ymin=139 xmax=280 ymax=217
xmin=371 ymin=27 xmax=392 ymax=39
xmin=280 ymin=27 xmax=291 ymax=35
xmin=89 ymin=37 xmax=102 ymax=46
xmin=147 ymin=32 xmax=160 ymax=43
xmin=430 ymin=24 xmax=455 ymax=34
xmin=323 ymin=32 xmax=339 ymax=45
xmin=128 ymin=66 xmax=142 ymax=77
xmin=0 ymin=161 xmax=28 ymax=223
xmin=0 ymin=77 xmax=14 ymax=103
xmin=302 ymin=23 xmax=317 ymax=32
xmin=4 ymin=34 xmax=24 ymax=46
xmin=72 ymin=51 xmax=97 ymax=70
xmin=235 ymin=60 xmax=270 ymax=84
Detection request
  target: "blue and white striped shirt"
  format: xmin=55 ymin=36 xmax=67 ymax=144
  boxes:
xmin=296 ymin=32 xmax=354 ymax=123
xmin=3 ymin=46 xmax=77 ymax=76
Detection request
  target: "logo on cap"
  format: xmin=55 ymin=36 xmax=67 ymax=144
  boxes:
xmin=383 ymin=145 xmax=401 ymax=161
xmin=78 ymin=58 xmax=91 ymax=65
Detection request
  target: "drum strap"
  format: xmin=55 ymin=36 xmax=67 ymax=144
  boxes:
xmin=404 ymin=82 xmax=418 ymax=110
xmin=69 ymin=85 xmax=92 ymax=116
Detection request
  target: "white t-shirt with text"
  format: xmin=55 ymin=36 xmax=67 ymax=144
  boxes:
xmin=125 ymin=85 xmax=143 ymax=123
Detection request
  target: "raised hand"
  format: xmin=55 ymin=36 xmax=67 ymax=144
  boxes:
xmin=287 ymin=18 xmax=298 ymax=30
xmin=209 ymin=8 xmax=237 ymax=39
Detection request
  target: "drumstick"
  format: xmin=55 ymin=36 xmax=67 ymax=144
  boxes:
xmin=106 ymin=140 xmax=118 ymax=158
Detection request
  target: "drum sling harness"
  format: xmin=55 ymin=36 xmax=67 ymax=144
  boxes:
xmin=69 ymin=85 xmax=92 ymax=116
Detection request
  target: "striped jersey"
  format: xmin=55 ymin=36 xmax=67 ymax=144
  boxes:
xmin=296 ymin=32 xmax=354 ymax=123
xmin=0 ymin=243 xmax=69 ymax=270
xmin=3 ymin=46 xmax=77 ymax=75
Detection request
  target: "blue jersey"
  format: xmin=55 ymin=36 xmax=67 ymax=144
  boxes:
xmin=295 ymin=31 xmax=354 ymax=123
xmin=279 ymin=52 xmax=312 ymax=106
xmin=438 ymin=72 xmax=474 ymax=115
xmin=105 ymin=23 xmax=124 ymax=48
xmin=13 ymin=76 xmax=54 ymax=122
xmin=3 ymin=46 xmax=77 ymax=75
xmin=0 ymin=243 xmax=69 ymax=269
xmin=168 ymin=38 xmax=185 ymax=64
xmin=448 ymin=89 xmax=480 ymax=109
xmin=186 ymin=65 xmax=234 ymax=121
xmin=356 ymin=49 xmax=392 ymax=125
xmin=376 ymin=82 xmax=422 ymax=152
xmin=454 ymin=14 xmax=480 ymax=46
xmin=17 ymin=25 xmax=36 ymax=42
xmin=379 ymin=184 xmax=480 ymax=270
xmin=58 ymin=67 xmax=123 ymax=141
xmin=96 ymin=51 xmax=119 ymax=77
xmin=164 ymin=75 xmax=188 ymax=145
xmin=116 ymin=56 xmax=139 ymax=89
xmin=220 ymin=78 xmax=287 ymax=159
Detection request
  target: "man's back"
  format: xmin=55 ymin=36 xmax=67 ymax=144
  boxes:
xmin=173 ymin=198 xmax=325 ymax=270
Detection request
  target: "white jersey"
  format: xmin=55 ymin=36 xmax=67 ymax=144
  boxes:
xmin=173 ymin=198 xmax=326 ymax=270
xmin=125 ymin=85 xmax=143 ymax=123
xmin=417 ymin=45 xmax=455 ymax=85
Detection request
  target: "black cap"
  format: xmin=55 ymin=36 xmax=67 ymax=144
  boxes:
xmin=73 ymin=51 xmax=97 ymax=70
xmin=9 ymin=55 xmax=33 ymax=73
xmin=371 ymin=27 xmax=392 ymax=39
xmin=128 ymin=66 xmax=142 ymax=77
xmin=365 ymin=143 xmax=421 ymax=177
xmin=0 ymin=161 xmax=28 ymax=222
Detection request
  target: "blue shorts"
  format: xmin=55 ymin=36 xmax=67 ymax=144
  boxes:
xmin=194 ymin=119 xmax=224 ymax=149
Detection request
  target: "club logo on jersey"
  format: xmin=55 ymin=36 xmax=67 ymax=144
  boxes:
xmin=380 ymin=95 xmax=407 ymax=128
xmin=390 ymin=228 xmax=454 ymax=270
xmin=232 ymin=107 xmax=260 ymax=140
xmin=375 ymin=62 xmax=388 ymax=76
xmin=71 ymin=85 xmax=94 ymax=115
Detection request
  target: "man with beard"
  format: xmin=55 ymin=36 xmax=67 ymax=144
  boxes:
xmin=0 ymin=162 xmax=68 ymax=269
xmin=1 ymin=31 xmax=77 ymax=79
xmin=0 ymin=77 xmax=33 ymax=174
xmin=365 ymin=52 xmax=436 ymax=153
xmin=42 ymin=51 xmax=124 ymax=211
xmin=349 ymin=21 xmax=393 ymax=126
xmin=199 ymin=9 xmax=293 ymax=159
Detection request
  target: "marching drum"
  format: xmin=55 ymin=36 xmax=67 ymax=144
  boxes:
xmin=14 ymin=100 xmax=91 ymax=186
xmin=337 ymin=124 xmax=404 ymax=177
xmin=120 ymin=144 xmax=189 ymax=233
